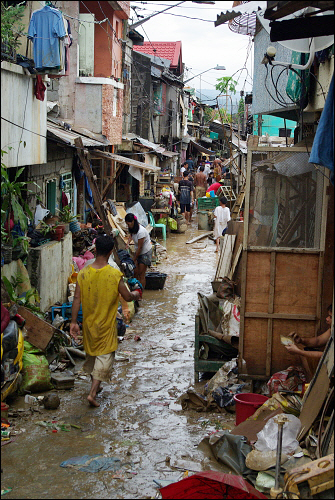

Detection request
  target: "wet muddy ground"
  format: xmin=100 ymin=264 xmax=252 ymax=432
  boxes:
xmin=2 ymin=216 xmax=236 ymax=499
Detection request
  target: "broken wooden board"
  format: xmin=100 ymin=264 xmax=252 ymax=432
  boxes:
xmin=17 ymin=306 xmax=56 ymax=351
xmin=215 ymin=234 xmax=236 ymax=280
xmin=186 ymin=231 xmax=213 ymax=244
xmin=228 ymin=243 xmax=242 ymax=280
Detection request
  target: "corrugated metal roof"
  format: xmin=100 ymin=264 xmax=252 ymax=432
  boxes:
xmin=47 ymin=121 xmax=106 ymax=147
xmin=91 ymin=150 xmax=160 ymax=172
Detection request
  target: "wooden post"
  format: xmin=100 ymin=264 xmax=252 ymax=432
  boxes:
xmin=74 ymin=137 xmax=112 ymax=236
xmin=266 ymin=251 xmax=276 ymax=376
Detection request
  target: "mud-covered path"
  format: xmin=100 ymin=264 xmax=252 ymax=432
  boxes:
xmin=1 ymin=219 xmax=235 ymax=499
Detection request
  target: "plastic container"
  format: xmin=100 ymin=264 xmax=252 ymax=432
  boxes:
xmin=145 ymin=272 xmax=167 ymax=290
xmin=197 ymin=197 xmax=219 ymax=211
xmin=233 ymin=393 xmax=269 ymax=426
xmin=70 ymin=220 xmax=81 ymax=233
xmin=1 ymin=402 xmax=9 ymax=420
xmin=209 ymin=190 xmax=215 ymax=198
xmin=51 ymin=302 xmax=83 ymax=322
xmin=198 ymin=210 xmax=210 ymax=231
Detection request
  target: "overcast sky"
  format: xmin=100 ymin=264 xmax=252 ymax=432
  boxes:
xmin=130 ymin=1 xmax=254 ymax=99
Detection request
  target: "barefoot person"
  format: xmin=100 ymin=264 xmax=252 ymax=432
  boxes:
xmin=70 ymin=236 xmax=141 ymax=407
xmin=125 ymin=213 xmax=152 ymax=289
xmin=213 ymin=196 xmax=231 ymax=252
xmin=285 ymin=304 xmax=332 ymax=382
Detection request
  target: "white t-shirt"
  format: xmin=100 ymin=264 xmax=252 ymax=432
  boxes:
xmin=204 ymin=165 xmax=211 ymax=178
xmin=214 ymin=205 xmax=231 ymax=230
xmin=132 ymin=225 xmax=152 ymax=254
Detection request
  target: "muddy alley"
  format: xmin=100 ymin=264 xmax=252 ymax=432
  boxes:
xmin=1 ymin=220 xmax=236 ymax=499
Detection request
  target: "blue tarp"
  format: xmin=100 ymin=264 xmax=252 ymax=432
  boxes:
xmin=309 ymin=73 xmax=334 ymax=184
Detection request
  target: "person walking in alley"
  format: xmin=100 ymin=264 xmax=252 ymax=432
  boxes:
xmin=125 ymin=213 xmax=152 ymax=289
xmin=213 ymin=196 xmax=231 ymax=252
xmin=178 ymin=170 xmax=194 ymax=224
xmin=285 ymin=304 xmax=332 ymax=382
xmin=194 ymin=165 xmax=208 ymax=205
xmin=70 ymin=236 xmax=141 ymax=407
xmin=185 ymin=155 xmax=195 ymax=173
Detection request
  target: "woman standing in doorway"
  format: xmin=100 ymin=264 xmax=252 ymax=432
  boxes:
xmin=125 ymin=213 xmax=152 ymax=289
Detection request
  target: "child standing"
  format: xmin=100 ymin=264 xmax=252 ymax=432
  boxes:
xmin=213 ymin=196 xmax=231 ymax=252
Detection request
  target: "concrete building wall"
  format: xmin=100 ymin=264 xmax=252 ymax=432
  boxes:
xmin=56 ymin=1 xmax=80 ymax=121
xmin=252 ymin=27 xmax=294 ymax=116
xmin=27 ymin=232 xmax=73 ymax=312
xmin=74 ymin=83 xmax=102 ymax=133
xmin=1 ymin=62 xmax=47 ymax=167
xmin=102 ymin=85 xmax=124 ymax=144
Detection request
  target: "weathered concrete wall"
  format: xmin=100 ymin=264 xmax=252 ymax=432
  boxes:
xmin=26 ymin=142 xmax=74 ymax=216
xmin=27 ymin=232 xmax=73 ymax=312
xmin=74 ymin=83 xmax=102 ymax=133
xmin=55 ymin=1 xmax=80 ymax=122
xmin=1 ymin=62 xmax=47 ymax=167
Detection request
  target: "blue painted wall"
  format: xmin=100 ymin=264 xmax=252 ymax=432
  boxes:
xmin=254 ymin=114 xmax=297 ymax=137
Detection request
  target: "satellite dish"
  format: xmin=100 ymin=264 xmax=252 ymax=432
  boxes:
xmin=257 ymin=7 xmax=334 ymax=53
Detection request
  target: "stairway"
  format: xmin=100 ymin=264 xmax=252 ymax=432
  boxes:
xmin=231 ymin=182 xmax=246 ymax=220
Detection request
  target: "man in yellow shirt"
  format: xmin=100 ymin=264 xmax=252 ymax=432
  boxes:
xmin=70 ymin=236 xmax=141 ymax=407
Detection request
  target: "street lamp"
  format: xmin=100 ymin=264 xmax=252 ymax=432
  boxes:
xmin=183 ymin=65 xmax=226 ymax=103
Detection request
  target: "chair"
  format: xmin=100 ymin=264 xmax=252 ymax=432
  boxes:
xmin=148 ymin=211 xmax=166 ymax=240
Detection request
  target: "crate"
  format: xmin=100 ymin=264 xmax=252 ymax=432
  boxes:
xmin=51 ymin=302 xmax=83 ymax=322
xmin=197 ymin=196 xmax=219 ymax=210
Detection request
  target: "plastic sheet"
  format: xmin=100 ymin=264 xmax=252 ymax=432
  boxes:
xmin=254 ymin=414 xmax=301 ymax=455
xmin=126 ymin=202 xmax=148 ymax=228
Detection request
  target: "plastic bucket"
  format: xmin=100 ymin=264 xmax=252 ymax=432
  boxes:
xmin=209 ymin=190 xmax=215 ymax=198
xmin=198 ymin=210 xmax=210 ymax=230
xmin=233 ymin=393 xmax=268 ymax=426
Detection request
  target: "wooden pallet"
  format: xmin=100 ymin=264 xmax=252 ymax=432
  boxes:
xmin=216 ymin=185 xmax=236 ymax=201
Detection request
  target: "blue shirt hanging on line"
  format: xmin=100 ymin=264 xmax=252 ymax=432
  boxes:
xmin=28 ymin=5 xmax=66 ymax=70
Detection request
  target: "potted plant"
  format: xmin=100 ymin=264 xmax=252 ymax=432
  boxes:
xmin=58 ymin=205 xmax=80 ymax=234
xmin=12 ymin=235 xmax=29 ymax=261
xmin=57 ymin=206 xmax=79 ymax=234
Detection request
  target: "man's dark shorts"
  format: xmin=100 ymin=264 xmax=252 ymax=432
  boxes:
xmin=181 ymin=203 xmax=191 ymax=213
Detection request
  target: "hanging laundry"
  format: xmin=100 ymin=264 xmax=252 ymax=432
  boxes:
xmin=28 ymin=5 xmax=66 ymax=71
xmin=35 ymin=75 xmax=46 ymax=101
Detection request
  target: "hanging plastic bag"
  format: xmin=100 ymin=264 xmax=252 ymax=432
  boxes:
xmin=254 ymin=414 xmax=301 ymax=455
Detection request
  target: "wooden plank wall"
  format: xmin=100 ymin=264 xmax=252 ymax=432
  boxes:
xmin=241 ymin=251 xmax=320 ymax=376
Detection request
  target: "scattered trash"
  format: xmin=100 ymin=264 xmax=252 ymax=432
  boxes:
xmin=36 ymin=421 xmax=71 ymax=432
xmin=171 ymin=344 xmax=186 ymax=352
xmin=20 ymin=341 xmax=53 ymax=393
xmin=24 ymin=395 xmax=38 ymax=405
xmin=43 ymin=393 xmax=60 ymax=410
xmin=50 ymin=372 xmax=75 ymax=390
xmin=134 ymin=335 xmax=141 ymax=341
xmin=1 ymin=488 xmax=12 ymax=496
xmin=115 ymin=352 xmax=130 ymax=362
xmin=246 ymin=449 xmax=288 ymax=471
xmin=254 ymin=414 xmax=301 ymax=455
xmin=52 ymin=314 xmax=66 ymax=328
xmin=211 ymin=383 xmax=245 ymax=409
xmin=60 ymin=455 xmax=132 ymax=473
xmin=255 ymin=471 xmax=276 ymax=493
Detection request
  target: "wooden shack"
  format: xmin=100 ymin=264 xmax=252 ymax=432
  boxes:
xmin=238 ymin=136 xmax=332 ymax=380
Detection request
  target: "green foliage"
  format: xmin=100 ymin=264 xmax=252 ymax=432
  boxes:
xmin=57 ymin=205 xmax=78 ymax=223
xmin=1 ymin=149 xmax=40 ymax=245
xmin=12 ymin=235 xmax=29 ymax=254
xmin=1 ymin=1 xmax=26 ymax=57
xmin=215 ymin=76 xmax=238 ymax=96
xmin=2 ymin=275 xmax=43 ymax=319
xmin=238 ymin=97 xmax=245 ymax=115
xmin=37 ymin=221 xmax=52 ymax=236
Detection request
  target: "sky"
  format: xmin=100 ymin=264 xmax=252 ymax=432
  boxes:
xmin=129 ymin=0 xmax=254 ymax=104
